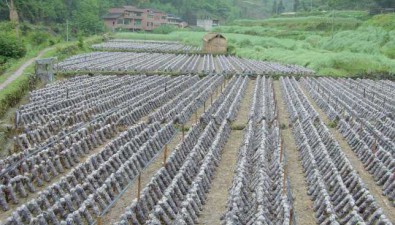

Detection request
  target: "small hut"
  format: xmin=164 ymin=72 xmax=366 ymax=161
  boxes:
xmin=202 ymin=33 xmax=227 ymax=54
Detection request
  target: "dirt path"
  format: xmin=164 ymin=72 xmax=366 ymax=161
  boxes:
xmin=0 ymin=47 xmax=53 ymax=91
xmin=273 ymin=80 xmax=317 ymax=225
xmin=298 ymin=82 xmax=395 ymax=222
xmin=197 ymin=78 xmax=254 ymax=225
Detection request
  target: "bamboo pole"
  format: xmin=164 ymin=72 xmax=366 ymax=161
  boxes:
xmin=283 ymin=168 xmax=287 ymax=195
xmin=97 ymin=217 xmax=102 ymax=225
xmin=163 ymin=144 xmax=168 ymax=166
xmin=371 ymin=139 xmax=377 ymax=154
xmin=280 ymin=139 xmax=283 ymax=163
xmin=137 ymin=173 xmax=141 ymax=201
xmin=182 ymin=124 xmax=185 ymax=140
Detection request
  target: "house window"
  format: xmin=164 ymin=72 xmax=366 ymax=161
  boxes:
xmin=124 ymin=19 xmax=131 ymax=25
xmin=135 ymin=19 xmax=141 ymax=26
xmin=136 ymin=12 xmax=142 ymax=16
xmin=117 ymin=19 xmax=123 ymax=24
xmin=148 ymin=14 xmax=154 ymax=19
xmin=162 ymin=16 xmax=167 ymax=20
xmin=147 ymin=22 xmax=150 ymax=26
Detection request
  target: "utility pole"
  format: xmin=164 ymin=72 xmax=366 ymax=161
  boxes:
xmin=310 ymin=0 xmax=313 ymax=11
xmin=331 ymin=10 xmax=335 ymax=39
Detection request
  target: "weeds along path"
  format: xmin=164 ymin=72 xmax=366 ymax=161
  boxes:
xmin=298 ymin=82 xmax=395 ymax=222
xmin=102 ymin=83 xmax=225 ymax=224
xmin=0 ymin=47 xmax=54 ymax=91
xmin=273 ymin=80 xmax=316 ymax=225
xmin=197 ymin=78 xmax=254 ymax=225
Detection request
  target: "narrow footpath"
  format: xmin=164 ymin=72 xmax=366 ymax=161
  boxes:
xmin=197 ymin=78 xmax=254 ymax=225
xmin=273 ymin=80 xmax=317 ymax=225
xmin=0 ymin=47 xmax=53 ymax=91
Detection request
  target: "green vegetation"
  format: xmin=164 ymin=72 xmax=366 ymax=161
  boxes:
xmin=0 ymin=36 xmax=102 ymax=118
xmin=116 ymin=13 xmax=395 ymax=78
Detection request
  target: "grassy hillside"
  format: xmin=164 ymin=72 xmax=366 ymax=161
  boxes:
xmin=116 ymin=13 xmax=395 ymax=78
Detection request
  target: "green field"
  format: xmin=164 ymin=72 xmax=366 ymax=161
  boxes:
xmin=116 ymin=13 xmax=395 ymax=78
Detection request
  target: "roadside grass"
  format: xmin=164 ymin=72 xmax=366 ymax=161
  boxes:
xmin=115 ymin=29 xmax=395 ymax=77
xmin=232 ymin=16 xmax=362 ymax=31
xmin=0 ymin=36 xmax=102 ymax=119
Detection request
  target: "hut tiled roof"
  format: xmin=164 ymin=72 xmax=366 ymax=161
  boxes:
xmin=203 ymin=33 xmax=226 ymax=42
xmin=102 ymin=13 xmax=123 ymax=19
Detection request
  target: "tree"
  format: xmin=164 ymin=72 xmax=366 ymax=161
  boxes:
xmin=277 ymin=0 xmax=285 ymax=13
xmin=374 ymin=0 xmax=395 ymax=8
xmin=5 ymin=0 xmax=19 ymax=22
xmin=293 ymin=0 xmax=300 ymax=11
xmin=272 ymin=0 xmax=278 ymax=14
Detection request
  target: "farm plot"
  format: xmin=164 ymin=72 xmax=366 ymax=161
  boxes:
xmin=222 ymin=76 xmax=294 ymax=224
xmin=57 ymin=52 xmax=315 ymax=75
xmin=0 ymin=74 xmax=226 ymax=224
xmin=92 ymin=40 xmax=201 ymax=53
xmin=301 ymin=77 xmax=395 ymax=205
xmin=114 ymin=75 xmax=248 ymax=224
xmin=1 ymin=71 xmax=394 ymax=225
xmin=281 ymin=76 xmax=393 ymax=225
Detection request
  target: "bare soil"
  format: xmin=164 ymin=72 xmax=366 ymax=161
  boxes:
xmin=197 ymin=78 xmax=254 ymax=225
xmin=298 ymin=82 xmax=395 ymax=222
xmin=273 ymin=80 xmax=317 ymax=225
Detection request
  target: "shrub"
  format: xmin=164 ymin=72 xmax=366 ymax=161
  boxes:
xmin=29 ymin=31 xmax=51 ymax=46
xmin=56 ymin=44 xmax=79 ymax=59
xmin=49 ymin=39 xmax=56 ymax=46
xmin=238 ymin=38 xmax=252 ymax=47
xmin=0 ymin=33 xmax=26 ymax=59
xmin=78 ymin=36 xmax=84 ymax=49
xmin=0 ymin=74 xmax=38 ymax=118
xmin=227 ymin=44 xmax=236 ymax=54
xmin=152 ymin=25 xmax=178 ymax=34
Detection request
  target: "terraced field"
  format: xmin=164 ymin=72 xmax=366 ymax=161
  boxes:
xmin=0 ymin=39 xmax=393 ymax=225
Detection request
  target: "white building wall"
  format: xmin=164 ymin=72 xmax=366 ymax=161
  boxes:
xmin=197 ymin=19 xmax=215 ymax=31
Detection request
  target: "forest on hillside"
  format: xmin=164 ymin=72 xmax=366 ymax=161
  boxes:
xmin=1 ymin=0 xmax=394 ymax=34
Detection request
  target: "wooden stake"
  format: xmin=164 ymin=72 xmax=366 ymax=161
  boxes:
xmin=137 ymin=173 xmax=141 ymax=201
xmin=283 ymin=168 xmax=286 ymax=195
xmin=371 ymin=139 xmax=377 ymax=154
xmin=203 ymin=102 xmax=206 ymax=112
xmin=280 ymin=140 xmax=283 ymax=163
xmin=97 ymin=217 xmax=103 ymax=225
xmin=163 ymin=144 xmax=168 ymax=166
xmin=289 ymin=207 xmax=294 ymax=225
xmin=182 ymin=124 xmax=185 ymax=140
